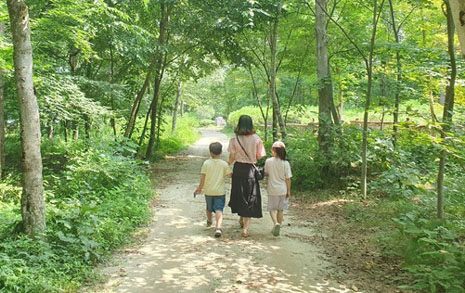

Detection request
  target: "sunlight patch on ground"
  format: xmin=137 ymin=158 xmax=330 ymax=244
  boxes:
xmin=311 ymin=199 xmax=354 ymax=207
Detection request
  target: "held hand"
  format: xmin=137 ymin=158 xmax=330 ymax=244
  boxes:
xmin=195 ymin=187 xmax=202 ymax=195
xmin=286 ymin=191 xmax=291 ymax=199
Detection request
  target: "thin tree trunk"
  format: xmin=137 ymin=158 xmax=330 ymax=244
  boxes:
xmin=124 ymin=56 xmax=158 ymax=139
xmin=146 ymin=3 xmax=170 ymax=159
xmin=63 ymin=121 xmax=68 ymax=142
xmin=437 ymin=0 xmax=456 ymax=219
xmin=48 ymin=120 xmax=54 ymax=140
xmin=0 ymin=22 xmax=5 ymax=177
xmin=8 ymin=0 xmax=45 ymax=236
xmin=272 ymin=106 xmax=278 ymax=142
xmin=380 ymin=106 xmax=385 ymax=130
xmin=171 ymin=80 xmax=182 ymax=133
xmin=83 ymin=114 xmax=90 ymax=143
xmin=269 ymin=3 xmax=286 ymax=140
xmin=335 ymin=66 xmax=344 ymax=122
xmin=138 ymin=107 xmax=151 ymax=147
xmin=429 ymin=88 xmax=438 ymax=124
xmin=388 ymin=0 xmax=402 ymax=148
xmin=73 ymin=122 xmax=79 ymax=140
xmin=109 ymin=43 xmax=117 ymax=137
xmin=361 ymin=0 xmax=385 ymax=199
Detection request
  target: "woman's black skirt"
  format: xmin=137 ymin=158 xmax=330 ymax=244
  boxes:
xmin=228 ymin=162 xmax=263 ymax=218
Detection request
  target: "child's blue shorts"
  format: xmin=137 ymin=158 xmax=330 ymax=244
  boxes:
xmin=205 ymin=195 xmax=225 ymax=213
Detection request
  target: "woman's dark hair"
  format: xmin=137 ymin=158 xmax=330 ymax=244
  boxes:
xmin=234 ymin=115 xmax=255 ymax=135
xmin=273 ymin=147 xmax=286 ymax=160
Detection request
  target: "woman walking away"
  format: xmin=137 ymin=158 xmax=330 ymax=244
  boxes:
xmin=228 ymin=115 xmax=266 ymax=237
xmin=264 ymin=141 xmax=292 ymax=236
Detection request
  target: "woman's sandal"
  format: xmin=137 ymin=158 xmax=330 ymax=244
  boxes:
xmin=241 ymin=230 xmax=248 ymax=238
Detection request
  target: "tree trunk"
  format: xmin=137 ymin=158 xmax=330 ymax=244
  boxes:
xmin=380 ymin=106 xmax=385 ymax=130
xmin=171 ymin=80 xmax=182 ymax=133
xmin=449 ymin=0 xmax=465 ymax=57
xmin=109 ymin=43 xmax=117 ymax=138
xmin=361 ymin=0 xmax=384 ymax=199
xmin=124 ymin=56 xmax=158 ymax=139
xmin=138 ymin=106 xmax=151 ymax=147
xmin=316 ymin=0 xmax=336 ymax=176
xmin=73 ymin=123 xmax=79 ymax=140
xmin=272 ymin=106 xmax=278 ymax=142
xmin=48 ymin=121 xmax=54 ymax=140
xmin=63 ymin=121 xmax=68 ymax=142
xmin=0 ymin=22 xmax=5 ymax=177
xmin=145 ymin=3 xmax=170 ymax=159
xmin=269 ymin=3 xmax=287 ymax=140
xmin=8 ymin=0 xmax=46 ymax=236
xmin=388 ymin=0 xmax=402 ymax=148
xmin=437 ymin=0 xmax=456 ymax=219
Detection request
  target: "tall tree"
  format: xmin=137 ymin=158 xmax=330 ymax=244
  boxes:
xmin=7 ymin=0 xmax=45 ymax=236
xmin=388 ymin=0 xmax=402 ymax=148
xmin=315 ymin=0 xmax=338 ymax=176
xmin=0 ymin=22 xmax=5 ymax=178
xmin=269 ymin=1 xmax=287 ymax=140
xmin=145 ymin=2 xmax=171 ymax=159
xmin=437 ymin=0 xmax=456 ymax=219
xmin=319 ymin=0 xmax=385 ymax=197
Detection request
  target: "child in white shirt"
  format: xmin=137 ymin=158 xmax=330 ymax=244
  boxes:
xmin=264 ymin=141 xmax=292 ymax=236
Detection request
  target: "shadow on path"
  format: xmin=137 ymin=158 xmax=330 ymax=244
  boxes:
xmin=95 ymin=128 xmax=354 ymax=293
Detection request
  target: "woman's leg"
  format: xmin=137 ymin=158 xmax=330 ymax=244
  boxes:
xmin=243 ymin=217 xmax=250 ymax=234
xmin=277 ymin=210 xmax=284 ymax=225
xmin=270 ymin=210 xmax=278 ymax=225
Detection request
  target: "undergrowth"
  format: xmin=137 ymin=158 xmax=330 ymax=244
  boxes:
xmin=0 ymin=135 xmax=154 ymax=292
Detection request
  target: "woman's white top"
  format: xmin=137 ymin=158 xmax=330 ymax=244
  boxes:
xmin=228 ymin=134 xmax=266 ymax=164
xmin=264 ymin=157 xmax=292 ymax=196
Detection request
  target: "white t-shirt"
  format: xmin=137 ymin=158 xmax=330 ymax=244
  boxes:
xmin=264 ymin=157 xmax=292 ymax=196
xmin=201 ymin=159 xmax=231 ymax=196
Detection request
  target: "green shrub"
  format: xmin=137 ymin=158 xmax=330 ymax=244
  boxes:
xmin=0 ymin=136 xmax=154 ymax=292
xmin=392 ymin=212 xmax=465 ymax=292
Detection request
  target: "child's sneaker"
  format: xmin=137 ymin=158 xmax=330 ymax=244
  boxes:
xmin=207 ymin=221 xmax=212 ymax=228
xmin=214 ymin=229 xmax=222 ymax=238
xmin=272 ymin=224 xmax=280 ymax=236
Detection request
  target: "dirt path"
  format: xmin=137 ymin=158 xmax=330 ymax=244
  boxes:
xmin=96 ymin=128 xmax=353 ymax=293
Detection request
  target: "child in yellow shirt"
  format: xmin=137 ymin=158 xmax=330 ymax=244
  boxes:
xmin=195 ymin=142 xmax=231 ymax=237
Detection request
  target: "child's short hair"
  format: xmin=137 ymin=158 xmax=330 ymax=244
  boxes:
xmin=209 ymin=142 xmax=223 ymax=155
xmin=272 ymin=141 xmax=286 ymax=160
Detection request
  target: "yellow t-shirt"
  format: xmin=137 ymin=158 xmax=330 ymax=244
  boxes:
xmin=201 ymin=159 xmax=231 ymax=196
